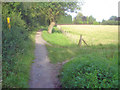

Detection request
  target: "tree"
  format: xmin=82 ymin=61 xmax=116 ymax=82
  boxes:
xmin=35 ymin=2 xmax=82 ymax=33
xmin=88 ymin=15 xmax=96 ymax=24
xmin=101 ymin=16 xmax=118 ymax=25
xmin=73 ymin=13 xmax=98 ymax=24
xmin=56 ymin=15 xmax=72 ymax=24
xmin=73 ymin=12 xmax=83 ymax=24
xmin=109 ymin=16 xmax=118 ymax=21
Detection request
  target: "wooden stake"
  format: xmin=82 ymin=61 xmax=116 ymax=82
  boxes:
xmin=82 ymin=39 xmax=89 ymax=46
xmin=78 ymin=35 xmax=82 ymax=47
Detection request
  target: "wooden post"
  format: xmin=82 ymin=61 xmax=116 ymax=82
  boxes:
xmin=82 ymin=39 xmax=89 ymax=46
xmin=78 ymin=35 xmax=82 ymax=47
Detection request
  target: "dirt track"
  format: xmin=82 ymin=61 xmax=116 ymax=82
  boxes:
xmin=29 ymin=30 xmax=60 ymax=88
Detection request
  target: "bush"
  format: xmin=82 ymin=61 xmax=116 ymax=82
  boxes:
xmin=2 ymin=3 xmax=36 ymax=87
xmin=60 ymin=54 xmax=118 ymax=88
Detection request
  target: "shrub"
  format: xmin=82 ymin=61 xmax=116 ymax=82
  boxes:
xmin=2 ymin=3 xmax=35 ymax=87
xmin=60 ymin=54 xmax=118 ymax=88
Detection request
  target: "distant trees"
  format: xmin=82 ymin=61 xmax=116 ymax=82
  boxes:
xmin=101 ymin=16 xmax=118 ymax=25
xmin=73 ymin=12 xmax=83 ymax=24
xmin=88 ymin=16 xmax=97 ymax=24
xmin=73 ymin=13 xmax=118 ymax=25
xmin=56 ymin=15 xmax=72 ymax=24
xmin=109 ymin=16 xmax=118 ymax=21
xmin=73 ymin=12 xmax=99 ymax=24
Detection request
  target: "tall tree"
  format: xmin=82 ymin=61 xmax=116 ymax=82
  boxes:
xmin=35 ymin=2 xmax=82 ymax=33
xmin=73 ymin=12 xmax=83 ymax=24
xmin=88 ymin=15 xmax=96 ymax=24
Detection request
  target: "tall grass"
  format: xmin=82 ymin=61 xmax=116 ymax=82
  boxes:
xmin=2 ymin=27 xmax=36 ymax=88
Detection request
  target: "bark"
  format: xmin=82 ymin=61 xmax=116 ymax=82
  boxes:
xmin=48 ymin=22 xmax=55 ymax=34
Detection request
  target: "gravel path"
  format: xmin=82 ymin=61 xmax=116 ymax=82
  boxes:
xmin=29 ymin=30 xmax=60 ymax=88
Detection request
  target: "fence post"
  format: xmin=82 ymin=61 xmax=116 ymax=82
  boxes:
xmin=78 ymin=35 xmax=82 ymax=47
xmin=82 ymin=39 xmax=89 ymax=46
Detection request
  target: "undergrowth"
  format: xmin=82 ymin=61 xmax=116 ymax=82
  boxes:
xmin=60 ymin=52 xmax=118 ymax=88
xmin=2 ymin=26 xmax=37 ymax=88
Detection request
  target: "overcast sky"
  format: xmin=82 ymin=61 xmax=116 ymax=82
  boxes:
xmin=68 ymin=0 xmax=119 ymax=22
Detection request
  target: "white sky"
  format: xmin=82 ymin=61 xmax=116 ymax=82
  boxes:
xmin=69 ymin=0 xmax=119 ymax=22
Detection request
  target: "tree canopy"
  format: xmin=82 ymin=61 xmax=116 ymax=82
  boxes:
xmin=73 ymin=12 xmax=99 ymax=24
xmin=32 ymin=2 xmax=82 ymax=33
xmin=101 ymin=16 xmax=118 ymax=25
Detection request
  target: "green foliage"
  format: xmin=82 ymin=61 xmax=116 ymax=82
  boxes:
xmin=34 ymin=2 xmax=81 ymax=23
xmin=57 ymin=15 xmax=72 ymax=24
xmin=93 ymin=21 xmax=99 ymax=25
xmin=101 ymin=16 xmax=118 ymax=25
xmin=73 ymin=12 xmax=83 ymax=24
xmin=60 ymin=54 xmax=118 ymax=88
xmin=2 ymin=2 xmax=39 ymax=88
xmin=101 ymin=20 xmax=118 ymax=25
xmin=42 ymin=30 xmax=72 ymax=46
xmin=109 ymin=16 xmax=118 ymax=21
xmin=73 ymin=13 xmax=98 ymax=25
xmin=2 ymin=31 xmax=36 ymax=88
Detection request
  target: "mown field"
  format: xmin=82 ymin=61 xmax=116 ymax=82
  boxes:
xmin=58 ymin=25 xmax=118 ymax=45
xmin=42 ymin=25 xmax=118 ymax=88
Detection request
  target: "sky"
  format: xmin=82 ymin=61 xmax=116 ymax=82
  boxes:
xmin=68 ymin=0 xmax=119 ymax=22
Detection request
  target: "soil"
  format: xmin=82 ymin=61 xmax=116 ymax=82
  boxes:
xmin=29 ymin=30 xmax=61 ymax=88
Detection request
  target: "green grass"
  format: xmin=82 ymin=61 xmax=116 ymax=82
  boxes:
xmin=3 ymin=31 xmax=36 ymax=88
xmin=58 ymin=25 xmax=118 ymax=45
xmin=42 ymin=25 xmax=118 ymax=88
xmin=42 ymin=29 xmax=77 ymax=63
xmin=42 ymin=31 xmax=72 ymax=47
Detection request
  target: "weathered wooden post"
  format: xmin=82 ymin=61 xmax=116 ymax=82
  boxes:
xmin=78 ymin=35 xmax=82 ymax=47
xmin=78 ymin=35 xmax=89 ymax=47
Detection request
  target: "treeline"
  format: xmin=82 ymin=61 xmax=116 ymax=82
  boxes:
xmin=101 ymin=16 xmax=118 ymax=25
xmin=57 ymin=15 xmax=72 ymax=24
xmin=72 ymin=12 xmax=119 ymax=25
xmin=73 ymin=12 xmax=99 ymax=25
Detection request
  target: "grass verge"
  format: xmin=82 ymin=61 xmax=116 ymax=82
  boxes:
xmin=3 ymin=31 xmax=36 ymax=88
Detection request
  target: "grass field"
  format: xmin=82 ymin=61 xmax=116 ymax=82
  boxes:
xmin=42 ymin=25 xmax=118 ymax=88
xmin=58 ymin=25 xmax=118 ymax=45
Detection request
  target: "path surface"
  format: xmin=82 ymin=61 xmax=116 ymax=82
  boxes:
xmin=29 ymin=30 xmax=60 ymax=88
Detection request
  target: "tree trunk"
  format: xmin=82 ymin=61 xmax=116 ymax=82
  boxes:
xmin=48 ymin=22 xmax=55 ymax=34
